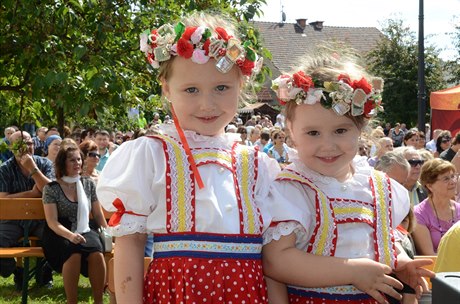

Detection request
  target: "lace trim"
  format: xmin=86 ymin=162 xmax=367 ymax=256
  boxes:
xmin=159 ymin=124 xmax=240 ymax=148
xmin=108 ymin=213 xmax=147 ymax=237
xmin=263 ymin=221 xmax=305 ymax=245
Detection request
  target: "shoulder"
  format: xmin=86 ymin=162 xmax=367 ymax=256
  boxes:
xmin=33 ymin=155 xmax=53 ymax=167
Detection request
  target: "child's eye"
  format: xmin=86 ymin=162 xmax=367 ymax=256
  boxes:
xmin=335 ymin=128 xmax=348 ymax=134
xmin=185 ymin=87 xmax=198 ymax=93
xmin=306 ymin=131 xmax=320 ymax=136
xmin=215 ymin=85 xmax=228 ymax=92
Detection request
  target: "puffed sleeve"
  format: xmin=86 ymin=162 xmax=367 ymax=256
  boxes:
xmin=263 ymin=179 xmax=314 ymax=246
xmin=97 ymin=137 xmax=164 ymax=236
xmin=389 ymin=178 xmax=410 ymax=228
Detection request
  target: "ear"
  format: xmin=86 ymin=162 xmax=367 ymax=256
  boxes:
xmin=160 ymin=77 xmax=171 ymax=99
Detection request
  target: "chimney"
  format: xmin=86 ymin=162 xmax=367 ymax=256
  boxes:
xmin=309 ymin=21 xmax=324 ymax=31
xmin=295 ymin=18 xmax=307 ymax=33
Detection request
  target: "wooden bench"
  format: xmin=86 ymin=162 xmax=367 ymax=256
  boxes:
xmin=0 ymin=198 xmax=114 ymax=304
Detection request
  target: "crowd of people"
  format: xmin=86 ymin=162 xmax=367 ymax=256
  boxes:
xmin=0 ymin=10 xmax=459 ymax=304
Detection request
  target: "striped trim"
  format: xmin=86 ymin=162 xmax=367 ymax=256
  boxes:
xmin=148 ymin=135 xmax=195 ymax=232
xmin=288 ymin=286 xmax=373 ymax=300
xmin=153 ymin=233 xmax=262 ymax=259
xmin=370 ymin=170 xmax=396 ymax=268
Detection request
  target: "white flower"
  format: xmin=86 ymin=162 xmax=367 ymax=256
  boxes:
xmin=191 ymin=26 xmax=205 ymax=44
xmin=191 ymin=49 xmax=210 ymax=64
xmin=139 ymin=33 xmax=150 ymax=53
xmin=305 ymin=88 xmax=323 ymax=104
xmin=170 ymin=44 xmax=177 ymax=56
xmin=150 ymin=60 xmax=160 ymax=69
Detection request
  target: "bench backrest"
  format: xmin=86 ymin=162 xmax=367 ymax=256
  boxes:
xmin=0 ymin=198 xmax=45 ymax=220
xmin=0 ymin=198 xmax=114 ymax=220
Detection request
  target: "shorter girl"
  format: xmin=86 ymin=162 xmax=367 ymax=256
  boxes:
xmin=263 ymin=49 xmax=433 ymax=304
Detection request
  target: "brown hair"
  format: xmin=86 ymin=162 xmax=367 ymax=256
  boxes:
xmin=420 ymin=158 xmax=456 ymax=196
xmin=54 ymin=139 xmax=83 ymax=179
xmin=79 ymin=140 xmax=98 ymax=158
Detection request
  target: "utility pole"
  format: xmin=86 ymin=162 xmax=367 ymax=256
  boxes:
xmin=417 ymin=0 xmax=426 ymax=132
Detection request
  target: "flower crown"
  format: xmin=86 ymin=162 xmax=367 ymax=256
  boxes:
xmin=271 ymin=71 xmax=384 ymax=117
xmin=139 ymin=22 xmax=263 ymax=77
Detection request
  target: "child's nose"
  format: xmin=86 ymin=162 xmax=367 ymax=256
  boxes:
xmin=199 ymin=94 xmax=216 ymax=111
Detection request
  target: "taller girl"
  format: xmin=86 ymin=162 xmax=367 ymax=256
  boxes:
xmin=263 ymin=49 xmax=433 ymax=303
xmin=97 ymin=12 xmax=279 ymax=303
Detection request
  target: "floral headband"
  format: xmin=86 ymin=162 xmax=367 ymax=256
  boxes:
xmin=139 ymin=22 xmax=263 ymax=77
xmin=271 ymin=71 xmax=384 ymax=117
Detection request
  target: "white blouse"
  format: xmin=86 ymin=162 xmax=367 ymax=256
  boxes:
xmin=96 ymin=124 xmax=280 ymax=237
xmin=264 ymin=151 xmax=410 ymax=261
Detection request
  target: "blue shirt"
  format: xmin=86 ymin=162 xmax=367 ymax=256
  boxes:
xmin=0 ymin=155 xmax=55 ymax=194
xmin=96 ymin=148 xmax=110 ymax=172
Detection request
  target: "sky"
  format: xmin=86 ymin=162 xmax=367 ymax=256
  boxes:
xmin=256 ymin=0 xmax=460 ymax=60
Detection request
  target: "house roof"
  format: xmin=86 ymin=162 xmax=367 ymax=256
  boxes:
xmin=253 ymin=21 xmax=384 ymax=75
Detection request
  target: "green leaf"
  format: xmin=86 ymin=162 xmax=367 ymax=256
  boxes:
xmin=74 ymin=45 xmax=87 ymax=60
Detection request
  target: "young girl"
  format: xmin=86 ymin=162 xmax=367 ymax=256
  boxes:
xmin=96 ymin=12 xmax=279 ymax=303
xmin=263 ymin=50 xmax=433 ymax=304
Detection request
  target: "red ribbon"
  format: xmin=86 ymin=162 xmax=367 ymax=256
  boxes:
xmin=108 ymin=198 xmax=145 ymax=226
xmin=170 ymin=105 xmax=205 ymax=189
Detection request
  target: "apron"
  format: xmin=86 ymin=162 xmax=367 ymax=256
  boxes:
xmin=143 ymin=134 xmax=268 ymax=304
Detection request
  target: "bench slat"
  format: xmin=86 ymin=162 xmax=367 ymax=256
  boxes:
xmin=0 ymin=198 xmax=44 ymax=220
xmin=0 ymin=247 xmax=44 ymax=258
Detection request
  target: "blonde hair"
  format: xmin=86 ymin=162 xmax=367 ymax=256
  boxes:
xmin=284 ymin=46 xmax=373 ymax=130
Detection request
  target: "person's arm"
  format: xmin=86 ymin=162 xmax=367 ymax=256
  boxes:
xmin=114 ymin=233 xmax=147 ymax=304
xmin=265 ymin=276 xmax=288 ymax=304
xmin=0 ymin=184 xmax=42 ymax=198
xmin=263 ymin=233 xmax=403 ymax=303
xmin=43 ymin=202 xmax=86 ymax=244
xmin=19 ymin=154 xmax=51 ymax=192
xmin=411 ymin=224 xmax=436 ymax=255
xmin=91 ymin=201 xmax=108 ymax=229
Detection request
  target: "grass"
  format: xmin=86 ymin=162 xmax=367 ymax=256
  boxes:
xmin=0 ymin=272 xmax=112 ymax=304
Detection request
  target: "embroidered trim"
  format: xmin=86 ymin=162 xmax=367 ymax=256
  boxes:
xmin=370 ymin=170 xmax=396 ymax=268
xmin=232 ymin=143 xmax=262 ymax=234
xmin=276 ymin=169 xmax=337 ymax=256
xmin=263 ymin=221 xmax=305 ymax=245
xmin=148 ymin=134 xmax=195 ymax=232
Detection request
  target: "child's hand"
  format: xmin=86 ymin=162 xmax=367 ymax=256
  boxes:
xmin=393 ymin=258 xmax=434 ymax=299
xmin=349 ymin=258 xmax=403 ymax=304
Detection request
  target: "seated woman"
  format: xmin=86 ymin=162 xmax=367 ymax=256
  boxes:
xmin=412 ymin=158 xmax=460 ymax=255
xmin=41 ymin=140 xmax=108 ymax=304
xmin=79 ymin=140 xmax=100 ymax=184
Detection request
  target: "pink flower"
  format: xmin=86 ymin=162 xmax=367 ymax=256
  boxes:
xmin=191 ymin=49 xmax=210 ymax=64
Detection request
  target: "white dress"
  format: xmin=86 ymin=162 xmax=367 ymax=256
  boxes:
xmin=264 ymin=151 xmax=410 ymax=303
xmin=96 ymin=124 xmax=280 ymax=303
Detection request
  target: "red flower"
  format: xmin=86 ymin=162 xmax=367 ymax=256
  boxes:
xmin=215 ymin=27 xmax=230 ymax=41
xmin=338 ymin=74 xmax=352 ymax=86
xmin=293 ymin=71 xmax=314 ymax=91
xmin=352 ymin=77 xmax=372 ymax=94
xmin=238 ymin=58 xmax=255 ymax=76
xmin=277 ymin=98 xmax=287 ymax=105
xmin=176 ymin=38 xmax=194 ymax=59
xmin=363 ymin=100 xmax=375 ymax=117
xmin=182 ymin=26 xmax=197 ymax=41
xmin=147 ymin=53 xmax=155 ymax=63
xmin=203 ymin=39 xmax=210 ymax=55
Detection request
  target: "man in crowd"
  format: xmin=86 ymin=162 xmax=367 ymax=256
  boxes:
xmin=95 ymin=129 xmax=113 ymax=172
xmin=32 ymin=126 xmax=48 ymax=156
xmin=0 ymin=126 xmax=18 ymax=163
xmin=0 ymin=131 xmax=55 ymax=289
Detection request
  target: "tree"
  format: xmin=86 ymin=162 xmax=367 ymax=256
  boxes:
xmin=366 ymin=19 xmax=446 ymax=127
xmin=0 ymin=0 xmax=268 ymax=133
xmin=445 ymin=16 xmax=460 ymax=84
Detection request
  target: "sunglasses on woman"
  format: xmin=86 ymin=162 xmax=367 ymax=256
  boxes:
xmin=408 ymin=159 xmax=424 ymax=167
xmin=88 ymin=152 xmax=101 ymax=158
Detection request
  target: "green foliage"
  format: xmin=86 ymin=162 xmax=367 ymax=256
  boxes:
xmin=366 ymin=19 xmax=446 ymax=126
xmin=0 ymin=0 xmax=269 ymax=132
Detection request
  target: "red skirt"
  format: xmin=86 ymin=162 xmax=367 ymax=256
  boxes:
xmin=143 ymin=233 xmax=268 ymax=304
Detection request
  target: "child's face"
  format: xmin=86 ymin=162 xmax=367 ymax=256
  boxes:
xmin=162 ymin=56 xmax=241 ymax=136
xmin=288 ymin=103 xmax=361 ymax=181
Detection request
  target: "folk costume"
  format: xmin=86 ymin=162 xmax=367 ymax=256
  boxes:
xmin=264 ymin=152 xmax=410 ymax=304
xmin=97 ymin=124 xmax=279 ymax=303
